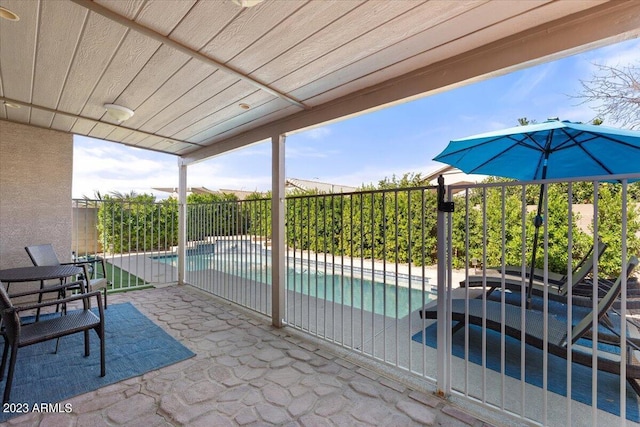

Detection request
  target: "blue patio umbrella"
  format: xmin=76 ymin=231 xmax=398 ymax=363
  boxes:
xmin=433 ymin=119 xmax=640 ymax=307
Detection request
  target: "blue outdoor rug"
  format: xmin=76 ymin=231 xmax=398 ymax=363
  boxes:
xmin=0 ymin=302 xmax=195 ymax=422
xmin=412 ymin=294 xmax=640 ymax=422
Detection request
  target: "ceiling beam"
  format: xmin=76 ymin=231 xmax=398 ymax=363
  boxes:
xmin=182 ymin=0 xmax=640 ymax=165
xmin=70 ymin=0 xmax=308 ymax=110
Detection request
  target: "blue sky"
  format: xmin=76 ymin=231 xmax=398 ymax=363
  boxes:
xmin=73 ymin=37 xmax=640 ymax=199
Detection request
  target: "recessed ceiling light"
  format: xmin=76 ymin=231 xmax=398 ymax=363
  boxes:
xmin=231 ymin=0 xmax=264 ymax=8
xmin=3 ymin=101 xmax=20 ymax=109
xmin=0 ymin=6 xmax=20 ymax=21
xmin=104 ymin=103 xmax=135 ymax=122
xmin=239 ymin=103 xmax=251 ymax=110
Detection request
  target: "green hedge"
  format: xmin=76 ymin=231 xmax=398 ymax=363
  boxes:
xmin=246 ymin=177 xmax=640 ymax=278
xmin=97 ymin=194 xmax=178 ymax=253
xmin=95 ymin=178 xmax=640 ymax=279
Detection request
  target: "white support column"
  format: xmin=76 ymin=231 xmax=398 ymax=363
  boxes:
xmin=436 ymin=175 xmax=452 ymax=396
xmin=177 ymin=159 xmax=188 ymax=285
xmin=271 ymin=134 xmax=286 ymax=327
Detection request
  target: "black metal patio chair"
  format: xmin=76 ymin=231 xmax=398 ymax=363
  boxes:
xmin=25 ymin=244 xmax=109 ymax=308
xmin=0 ymin=281 xmax=105 ymax=404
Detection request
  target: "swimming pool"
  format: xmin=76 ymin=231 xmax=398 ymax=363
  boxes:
xmin=153 ymin=251 xmax=432 ymax=318
xmin=287 ymin=268 xmax=430 ymax=318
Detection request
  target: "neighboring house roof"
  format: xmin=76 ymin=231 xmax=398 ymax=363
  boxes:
xmin=156 ymin=173 xmax=483 ymax=200
xmin=152 ymin=187 xmax=219 ymax=196
xmin=153 ymin=187 xmax=262 ymax=200
xmin=424 ymin=165 xmax=487 ymax=187
xmin=218 ymin=189 xmax=262 ymax=200
xmin=285 ymin=178 xmax=358 ymax=194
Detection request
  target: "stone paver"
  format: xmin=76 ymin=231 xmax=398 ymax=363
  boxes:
xmin=2 ymin=285 xmax=491 ymax=426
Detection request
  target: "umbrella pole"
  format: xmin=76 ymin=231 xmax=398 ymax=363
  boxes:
xmin=527 ymin=137 xmax=552 ymax=309
xmin=527 ymin=183 xmax=547 ymax=309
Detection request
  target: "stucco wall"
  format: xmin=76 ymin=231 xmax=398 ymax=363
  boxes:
xmin=0 ymin=120 xmax=73 ymax=270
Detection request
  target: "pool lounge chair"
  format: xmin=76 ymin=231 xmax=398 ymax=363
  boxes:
xmin=421 ymin=256 xmax=640 ymax=394
xmin=460 ymin=240 xmax=607 ymax=302
xmin=500 ymin=240 xmax=606 ymax=281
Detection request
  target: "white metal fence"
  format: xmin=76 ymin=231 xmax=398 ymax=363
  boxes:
xmin=439 ymin=173 xmax=640 ymax=426
xmin=185 ymin=199 xmax=272 ymax=315
xmin=71 ymin=198 xmax=178 ymax=291
xmin=282 ymin=189 xmax=437 ymax=379
xmin=72 ymin=172 xmax=640 ymax=425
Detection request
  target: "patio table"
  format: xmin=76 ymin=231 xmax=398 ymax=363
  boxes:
xmin=0 ymin=265 xmax=86 ymax=320
xmin=0 ymin=265 xmax=84 ymax=284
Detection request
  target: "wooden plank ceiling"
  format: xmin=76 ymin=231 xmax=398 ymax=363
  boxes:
xmin=0 ymin=0 xmax=639 ymax=161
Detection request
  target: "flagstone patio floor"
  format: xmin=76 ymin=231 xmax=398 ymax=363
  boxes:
xmin=2 ymin=284 xmax=496 ymax=427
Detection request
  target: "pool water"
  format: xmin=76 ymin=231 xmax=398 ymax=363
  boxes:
xmin=288 ymin=270 xmax=429 ymax=318
xmin=153 ymin=253 xmax=431 ymax=318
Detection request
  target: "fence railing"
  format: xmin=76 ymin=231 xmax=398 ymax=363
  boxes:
xmin=185 ymin=199 xmax=272 ymax=315
xmin=72 ymin=198 xmax=178 ymax=291
xmin=441 ymin=174 xmax=640 ymax=426
xmin=283 ymin=188 xmax=438 ymax=378
xmin=72 ymin=172 xmax=640 ymax=426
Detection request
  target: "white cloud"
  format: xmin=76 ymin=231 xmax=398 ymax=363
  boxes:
xmin=74 ymin=137 xmax=275 ymax=198
xmin=555 ymin=104 xmax=598 ymax=123
xmin=187 ymin=160 xmax=270 ymax=192
xmin=503 ymin=64 xmax=553 ymax=103
xmin=305 ymin=127 xmax=331 ymax=140
xmin=485 ymin=120 xmax=512 ymax=131
xmin=229 ymin=145 xmax=271 ymax=157
xmin=324 ymin=162 xmax=429 ymax=189
xmin=285 ymin=145 xmax=336 ymax=159
xmin=74 ymin=146 xmax=172 ymax=177
xmin=586 ymin=38 xmax=640 ymax=68
xmin=73 ymin=138 xmax=183 ymax=198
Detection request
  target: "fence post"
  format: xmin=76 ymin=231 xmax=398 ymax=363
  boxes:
xmin=271 ymin=134 xmax=286 ymax=327
xmin=437 ymin=175 xmax=454 ymax=396
xmin=178 ymin=160 xmax=187 ymax=286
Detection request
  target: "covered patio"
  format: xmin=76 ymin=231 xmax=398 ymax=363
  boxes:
xmin=4 ymin=284 xmax=490 ymax=427
xmin=1 ymin=1 xmax=640 ymax=425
